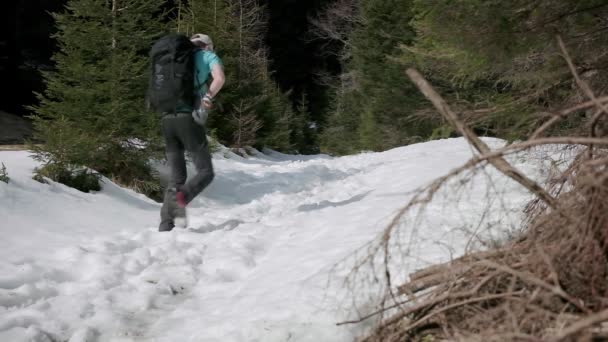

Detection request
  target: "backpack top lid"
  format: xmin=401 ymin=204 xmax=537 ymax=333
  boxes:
xmin=150 ymin=33 xmax=194 ymax=58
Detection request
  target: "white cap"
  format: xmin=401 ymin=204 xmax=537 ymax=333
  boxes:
xmin=190 ymin=33 xmax=214 ymax=51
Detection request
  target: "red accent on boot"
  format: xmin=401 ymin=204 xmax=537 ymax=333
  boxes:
xmin=176 ymin=191 xmax=187 ymax=208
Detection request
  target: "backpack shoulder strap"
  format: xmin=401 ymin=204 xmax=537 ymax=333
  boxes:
xmin=193 ymin=48 xmax=204 ymax=90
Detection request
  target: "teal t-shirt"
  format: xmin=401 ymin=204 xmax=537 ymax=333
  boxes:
xmin=175 ymin=49 xmax=222 ymax=113
xmin=193 ymin=49 xmax=222 ymax=96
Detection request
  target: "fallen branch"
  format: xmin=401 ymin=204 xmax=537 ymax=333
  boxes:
xmin=406 ymin=68 xmax=559 ymax=210
xmin=530 ymin=99 xmax=608 ymax=140
xmin=387 ymin=291 xmax=525 ymax=342
xmin=408 ymin=248 xmax=519 ymax=282
xmin=398 ymin=266 xmax=470 ymax=295
xmin=480 ymin=260 xmax=588 ymax=314
xmin=550 ymin=309 xmax=608 ymax=342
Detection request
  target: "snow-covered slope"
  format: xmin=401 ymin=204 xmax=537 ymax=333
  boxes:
xmin=0 ymin=138 xmax=539 ymax=342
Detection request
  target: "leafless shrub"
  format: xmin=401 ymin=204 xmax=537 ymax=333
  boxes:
xmin=308 ymin=0 xmax=361 ymax=60
xmin=231 ymin=100 xmax=263 ymax=148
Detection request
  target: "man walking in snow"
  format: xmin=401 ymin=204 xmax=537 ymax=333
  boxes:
xmin=149 ymin=33 xmax=225 ymax=232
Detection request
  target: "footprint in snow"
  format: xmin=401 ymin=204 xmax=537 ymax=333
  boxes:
xmin=189 ymin=219 xmax=243 ymax=233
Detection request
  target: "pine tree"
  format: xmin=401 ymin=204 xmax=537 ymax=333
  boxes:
xmin=320 ymin=72 xmax=362 ymax=155
xmin=319 ymin=0 xmax=434 ymax=154
xmin=352 ymin=0 xmax=434 ymax=150
xmin=31 ymin=0 xmax=165 ymax=196
xmin=291 ymin=93 xmax=319 ymax=154
xmin=358 ymin=108 xmax=379 ymax=151
xmin=255 ymin=81 xmax=293 ymax=152
xmin=0 ymin=163 xmax=9 ymax=184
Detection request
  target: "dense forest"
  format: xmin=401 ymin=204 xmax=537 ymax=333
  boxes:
xmin=8 ymin=0 xmax=608 ymax=196
xmin=317 ymin=0 xmax=608 ymax=153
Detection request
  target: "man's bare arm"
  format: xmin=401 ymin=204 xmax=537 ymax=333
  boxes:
xmin=207 ymin=64 xmax=225 ymax=99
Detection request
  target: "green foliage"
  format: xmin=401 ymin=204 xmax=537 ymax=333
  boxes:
xmin=34 ymin=163 xmax=101 ymax=193
xmin=206 ymin=128 xmax=221 ymax=153
xmin=421 ymin=335 xmax=437 ymax=342
xmin=320 ymin=0 xmax=435 ymax=155
xmin=411 ymin=0 xmax=608 ymax=81
xmin=321 ymin=0 xmax=608 ymax=154
xmin=358 ymin=108 xmax=379 ymax=151
xmin=121 ymin=167 xmax=163 ymax=202
xmin=31 ymin=0 xmax=165 ymax=195
xmin=403 ymin=0 xmax=608 ymax=140
xmin=291 ymin=93 xmax=318 ymax=154
xmin=320 ymin=80 xmax=363 ymax=155
xmin=253 ymin=82 xmax=294 ymax=152
xmin=0 ymin=163 xmax=9 ymax=184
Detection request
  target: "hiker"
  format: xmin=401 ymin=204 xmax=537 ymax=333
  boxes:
xmin=148 ymin=33 xmax=225 ymax=232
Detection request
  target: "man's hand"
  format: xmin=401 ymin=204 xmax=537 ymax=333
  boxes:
xmin=202 ymin=94 xmax=213 ymax=109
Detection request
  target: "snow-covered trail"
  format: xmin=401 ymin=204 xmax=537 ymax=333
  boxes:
xmin=0 ymin=138 xmax=537 ymax=341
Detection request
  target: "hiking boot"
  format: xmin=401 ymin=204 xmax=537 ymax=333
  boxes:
xmin=159 ymin=221 xmax=175 ymax=232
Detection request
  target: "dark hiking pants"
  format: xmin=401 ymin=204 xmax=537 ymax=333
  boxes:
xmin=159 ymin=113 xmax=215 ymax=231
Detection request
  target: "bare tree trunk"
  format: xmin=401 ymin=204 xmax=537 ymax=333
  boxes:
xmin=239 ymin=0 xmax=243 ymax=84
xmin=309 ymin=0 xmax=359 ymax=57
xmin=111 ymin=0 xmax=117 ymax=49
xmin=177 ymin=1 xmax=182 ymax=32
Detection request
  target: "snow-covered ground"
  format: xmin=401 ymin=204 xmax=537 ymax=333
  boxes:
xmin=0 ymin=138 xmax=545 ymax=342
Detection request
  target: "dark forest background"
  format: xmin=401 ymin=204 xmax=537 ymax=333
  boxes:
xmin=0 ymin=0 xmax=338 ymax=120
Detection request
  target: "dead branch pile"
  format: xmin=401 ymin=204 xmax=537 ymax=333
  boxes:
xmin=358 ymin=38 xmax=608 ymax=342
